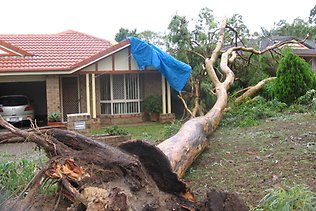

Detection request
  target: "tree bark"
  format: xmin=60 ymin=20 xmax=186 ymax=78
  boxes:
xmin=235 ymin=77 xmax=276 ymax=104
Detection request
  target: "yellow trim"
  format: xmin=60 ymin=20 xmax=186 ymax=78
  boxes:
xmin=86 ymin=74 xmax=91 ymax=115
xmin=167 ymin=82 xmax=171 ymax=113
xmin=161 ymin=75 xmax=166 ymax=114
xmin=92 ymin=73 xmax=97 ymax=118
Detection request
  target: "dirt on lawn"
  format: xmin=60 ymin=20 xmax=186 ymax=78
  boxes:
xmin=184 ymin=112 xmax=316 ymax=209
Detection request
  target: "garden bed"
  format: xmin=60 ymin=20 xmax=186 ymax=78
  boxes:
xmin=91 ymin=134 xmax=132 ymax=147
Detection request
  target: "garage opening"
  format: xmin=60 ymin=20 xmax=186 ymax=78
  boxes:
xmin=0 ymin=81 xmax=47 ymax=124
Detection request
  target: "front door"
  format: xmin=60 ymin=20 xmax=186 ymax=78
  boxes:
xmin=61 ymin=76 xmax=79 ymax=121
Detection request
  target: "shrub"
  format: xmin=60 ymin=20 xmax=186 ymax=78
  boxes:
xmin=143 ymin=95 xmax=162 ymax=113
xmin=222 ymin=97 xmax=287 ymax=127
xmin=162 ymin=120 xmax=182 ymax=139
xmin=274 ymin=50 xmax=316 ymax=104
xmin=257 ymin=184 xmax=316 ymax=211
xmin=48 ymin=112 xmax=61 ymax=122
xmin=0 ymin=160 xmax=36 ymax=200
xmin=103 ymin=125 xmax=128 ymax=136
xmin=296 ymin=89 xmax=316 ymax=107
xmin=233 ymin=53 xmax=278 ymax=90
xmin=260 ymin=80 xmax=276 ymax=100
xmin=287 ymin=89 xmax=316 ymax=114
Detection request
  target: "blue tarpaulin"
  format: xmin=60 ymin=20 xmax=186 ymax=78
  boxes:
xmin=129 ymin=36 xmax=192 ymax=92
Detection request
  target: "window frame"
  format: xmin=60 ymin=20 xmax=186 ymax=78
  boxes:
xmin=100 ymin=73 xmax=143 ymax=115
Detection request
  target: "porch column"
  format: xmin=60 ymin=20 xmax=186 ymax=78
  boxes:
xmin=161 ymin=75 xmax=166 ymax=114
xmin=167 ymin=82 xmax=172 ymax=113
xmin=86 ymin=74 xmax=91 ymax=115
xmin=92 ymin=73 xmax=97 ymax=119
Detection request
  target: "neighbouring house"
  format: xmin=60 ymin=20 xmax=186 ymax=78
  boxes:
xmin=259 ymin=36 xmax=316 ymax=72
xmin=223 ymin=36 xmax=316 ymax=74
xmin=0 ymin=30 xmax=174 ymax=125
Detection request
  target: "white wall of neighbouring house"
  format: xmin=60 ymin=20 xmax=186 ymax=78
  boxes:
xmin=312 ymin=58 xmax=316 ymax=73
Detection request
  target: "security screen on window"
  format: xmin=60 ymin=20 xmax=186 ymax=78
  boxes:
xmin=100 ymin=74 xmax=143 ymax=115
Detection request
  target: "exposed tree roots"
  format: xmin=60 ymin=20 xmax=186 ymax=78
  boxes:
xmin=0 ymin=117 xmax=248 ymax=210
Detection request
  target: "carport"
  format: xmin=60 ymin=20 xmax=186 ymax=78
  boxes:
xmin=0 ymin=77 xmax=47 ymax=123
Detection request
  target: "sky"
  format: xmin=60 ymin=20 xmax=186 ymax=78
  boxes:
xmin=2 ymin=0 xmax=315 ymax=42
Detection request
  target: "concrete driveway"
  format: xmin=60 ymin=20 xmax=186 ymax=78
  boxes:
xmin=0 ymin=124 xmax=46 ymax=162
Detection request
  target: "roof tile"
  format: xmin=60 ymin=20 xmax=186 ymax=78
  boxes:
xmin=0 ymin=30 xmax=113 ymax=73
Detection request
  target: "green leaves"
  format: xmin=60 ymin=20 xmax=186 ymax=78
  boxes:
xmin=162 ymin=120 xmax=182 ymax=139
xmin=48 ymin=111 xmax=61 ymax=122
xmin=143 ymin=95 xmax=162 ymax=113
xmin=309 ymin=5 xmax=316 ymax=24
xmin=221 ymin=97 xmax=287 ymax=128
xmin=0 ymin=160 xmax=36 ymax=201
xmin=274 ymin=50 xmax=316 ymax=105
xmin=115 ymin=28 xmax=138 ymax=42
xmin=269 ymin=17 xmax=316 ymax=39
xmin=257 ymin=184 xmax=316 ymax=210
xmin=103 ymin=125 xmax=129 ymax=136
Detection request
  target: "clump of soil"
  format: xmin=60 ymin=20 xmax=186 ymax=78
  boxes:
xmin=184 ymin=113 xmax=316 ymax=209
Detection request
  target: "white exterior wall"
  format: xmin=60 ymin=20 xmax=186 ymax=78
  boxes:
xmin=80 ymin=46 xmax=140 ymax=72
xmin=115 ymin=48 xmax=129 ymax=71
xmin=98 ymin=57 xmax=112 ymax=71
xmin=131 ymin=55 xmax=139 ymax=69
xmin=80 ymin=64 xmax=96 ymax=72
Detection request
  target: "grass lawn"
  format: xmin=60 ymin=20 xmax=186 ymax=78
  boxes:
xmin=184 ymin=113 xmax=316 ymax=209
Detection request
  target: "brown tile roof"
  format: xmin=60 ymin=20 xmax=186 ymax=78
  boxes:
xmin=0 ymin=30 xmax=114 ymax=73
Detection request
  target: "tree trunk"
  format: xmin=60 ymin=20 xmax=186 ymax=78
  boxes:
xmin=157 ymin=17 xmax=233 ymax=177
xmin=164 ymin=22 xmax=305 ymax=177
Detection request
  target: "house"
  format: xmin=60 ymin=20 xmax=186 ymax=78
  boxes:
xmin=260 ymin=36 xmax=316 ymax=72
xmin=223 ymin=36 xmax=316 ymax=74
xmin=0 ymin=30 xmax=174 ymax=125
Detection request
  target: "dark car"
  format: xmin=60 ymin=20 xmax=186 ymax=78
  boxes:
xmin=0 ymin=95 xmax=34 ymax=123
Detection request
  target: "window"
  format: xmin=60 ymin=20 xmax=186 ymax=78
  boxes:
xmin=100 ymin=73 xmax=143 ymax=115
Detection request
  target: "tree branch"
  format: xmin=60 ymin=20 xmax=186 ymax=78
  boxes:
xmin=235 ymin=77 xmax=276 ymax=104
xmin=178 ymin=94 xmax=193 ymax=116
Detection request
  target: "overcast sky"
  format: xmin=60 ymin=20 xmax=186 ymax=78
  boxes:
xmin=2 ymin=0 xmax=315 ymax=42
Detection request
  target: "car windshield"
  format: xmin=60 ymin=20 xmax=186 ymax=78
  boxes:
xmin=0 ymin=96 xmax=28 ymax=106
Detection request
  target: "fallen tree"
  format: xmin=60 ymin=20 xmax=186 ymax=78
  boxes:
xmin=0 ymin=17 xmax=306 ymax=210
xmin=157 ymin=20 xmax=305 ymax=177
